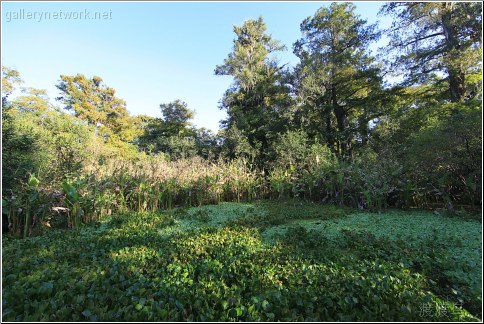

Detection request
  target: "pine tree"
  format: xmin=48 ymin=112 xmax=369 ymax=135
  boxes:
xmin=294 ymin=3 xmax=382 ymax=159
xmin=381 ymin=2 xmax=482 ymax=102
xmin=215 ymin=16 xmax=292 ymax=162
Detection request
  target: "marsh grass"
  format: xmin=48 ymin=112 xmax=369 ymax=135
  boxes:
xmin=4 ymin=153 xmax=481 ymax=238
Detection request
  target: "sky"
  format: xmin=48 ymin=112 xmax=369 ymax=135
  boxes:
xmin=2 ymin=1 xmax=391 ymax=132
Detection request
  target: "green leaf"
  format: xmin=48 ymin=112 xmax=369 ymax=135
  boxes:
xmin=261 ymin=300 xmax=270 ymax=311
xmin=222 ymin=301 xmax=229 ymax=310
xmin=28 ymin=174 xmax=40 ymax=188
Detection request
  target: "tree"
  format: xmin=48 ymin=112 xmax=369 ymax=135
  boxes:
xmin=194 ymin=127 xmax=218 ymax=159
xmin=3 ymin=85 xmax=93 ymax=191
xmin=56 ymin=74 xmax=138 ymax=142
xmin=11 ymin=87 xmax=51 ymax=114
xmin=381 ymin=2 xmax=482 ymax=102
xmin=218 ymin=125 xmax=259 ymax=162
xmin=374 ymin=3 xmax=482 ymax=207
xmin=160 ymin=100 xmax=195 ymax=136
xmin=2 ymin=66 xmax=22 ymax=107
xmin=137 ymin=100 xmax=198 ymax=158
xmin=215 ymin=16 xmax=293 ymax=163
xmin=294 ymin=2 xmax=382 ymax=159
xmin=269 ymin=130 xmax=335 ymax=171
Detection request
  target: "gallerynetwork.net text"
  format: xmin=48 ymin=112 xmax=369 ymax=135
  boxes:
xmin=5 ymin=9 xmax=113 ymax=22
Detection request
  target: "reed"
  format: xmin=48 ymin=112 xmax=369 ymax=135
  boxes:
xmin=5 ymin=150 xmax=473 ymax=235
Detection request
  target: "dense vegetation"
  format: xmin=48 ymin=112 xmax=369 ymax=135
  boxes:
xmin=2 ymin=201 xmax=481 ymax=321
xmin=2 ymin=1 xmax=482 ymax=322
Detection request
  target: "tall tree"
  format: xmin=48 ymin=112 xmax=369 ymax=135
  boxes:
xmin=215 ymin=16 xmax=292 ymax=162
xmin=56 ymin=74 xmax=138 ymax=142
xmin=294 ymin=2 xmax=382 ymax=159
xmin=381 ymin=2 xmax=482 ymax=102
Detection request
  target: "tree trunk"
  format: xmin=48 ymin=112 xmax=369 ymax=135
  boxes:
xmin=332 ymin=85 xmax=350 ymax=159
xmin=447 ymin=70 xmax=466 ymax=102
xmin=441 ymin=3 xmax=466 ymax=102
xmin=324 ymin=104 xmax=334 ymax=151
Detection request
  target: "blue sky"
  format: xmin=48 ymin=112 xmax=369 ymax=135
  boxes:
xmin=2 ymin=1 xmax=390 ymax=132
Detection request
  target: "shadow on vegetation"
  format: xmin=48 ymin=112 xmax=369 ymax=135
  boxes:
xmin=3 ymin=202 xmax=480 ymax=322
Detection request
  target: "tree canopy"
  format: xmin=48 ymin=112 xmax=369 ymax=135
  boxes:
xmin=215 ymin=16 xmax=292 ymax=163
xmin=381 ymin=2 xmax=482 ymax=102
xmin=293 ymin=2 xmax=383 ymax=159
xmin=56 ymin=74 xmax=139 ymax=142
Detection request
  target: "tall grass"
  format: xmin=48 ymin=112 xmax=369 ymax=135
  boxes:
xmin=78 ymin=156 xmax=268 ymax=217
xmin=4 ymin=152 xmax=480 ymax=237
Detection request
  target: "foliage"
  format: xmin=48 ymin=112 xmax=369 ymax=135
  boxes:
xmin=215 ymin=16 xmax=293 ymax=164
xmin=194 ymin=127 xmax=218 ymax=159
xmin=3 ymin=202 xmax=480 ymax=321
xmin=2 ymin=102 xmax=93 ymax=186
xmin=264 ymin=207 xmax=482 ymax=316
xmin=404 ymin=101 xmax=482 ymax=207
xmin=2 ymin=173 xmax=52 ymax=238
xmin=2 ymin=83 xmax=95 ymax=235
xmin=55 ymin=74 xmax=139 ymax=142
xmin=2 ymin=5 xmax=482 ymax=321
xmin=218 ymin=126 xmax=259 ymax=162
xmin=2 ymin=108 xmax=43 ymax=194
xmin=10 ymin=87 xmax=51 ymax=114
xmin=3 ymin=1 xmax=482 ymax=217
xmin=381 ymin=2 xmax=482 ymax=102
xmin=293 ymin=2 xmax=383 ymax=159
xmin=371 ymin=87 xmax=482 ymax=209
xmin=137 ymin=100 xmax=201 ymax=159
xmin=160 ymin=100 xmax=195 ymax=131
xmin=269 ymin=130 xmax=336 ymax=175
xmin=1 ymin=65 xmax=23 ymax=105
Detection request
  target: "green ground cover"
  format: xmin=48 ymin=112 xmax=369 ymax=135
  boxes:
xmin=2 ymin=200 xmax=481 ymax=321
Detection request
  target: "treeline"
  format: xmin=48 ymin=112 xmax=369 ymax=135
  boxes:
xmin=2 ymin=2 xmax=482 ymax=236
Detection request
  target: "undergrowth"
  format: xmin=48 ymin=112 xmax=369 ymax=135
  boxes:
xmin=2 ymin=200 xmax=481 ymax=321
